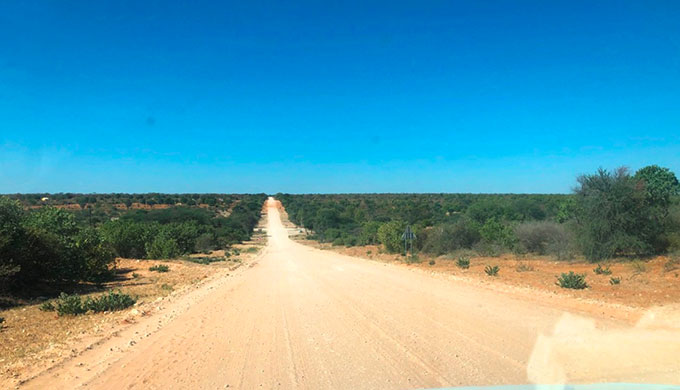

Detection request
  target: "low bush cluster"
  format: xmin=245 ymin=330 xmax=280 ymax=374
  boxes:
xmin=593 ymin=264 xmax=612 ymax=275
xmin=149 ymin=264 xmax=170 ymax=273
xmin=556 ymin=271 xmax=588 ymax=289
xmin=42 ymin=291 xmax=136 ymax=316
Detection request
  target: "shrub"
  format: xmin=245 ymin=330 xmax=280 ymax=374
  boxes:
xmin=56 ymin=293 xmax=87 ymax=316
xmin=0 ymin=317 xmax=4 ymax=324
xmin=420 ymin=219 xmax=481 ymax=255
xmin=484 ymin=265 xmax=500 ymax=276
xmin=40 ymin=301 xmax=55 ymax=312
xmin=610 ymin=277 xmax=621 ymax=285
xmin=145 ymin=234 xmax=180 ymax=259
xmin=84 ymin=290 xmax=136 ymax=313
xmin=515 ymin=221 xmax=573 ymax=259
xmin=149 ymin=264 xmax=169 ymax=273
xmin=456 ymin=256 xmax=470 ymax=269
xmin=132 ymin=272 xmax=140 ymax=278
xmin=556 ymin=271 xmax=588 ymax=289
xmin=377 ymin=221 xmax=407 ymax=253
xmin=479 ymin=218 xmax=517 ymax=251
xmin=593 ymin=264 xmax=612 ymax=275
xmin=195 ymin=233 xmax=215 ymax=253
xmin=428 ymin=260 xmax=435 ymax=266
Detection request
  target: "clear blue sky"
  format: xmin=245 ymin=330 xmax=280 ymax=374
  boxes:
xmin=1 ymin=1 xmax=679 ymax=194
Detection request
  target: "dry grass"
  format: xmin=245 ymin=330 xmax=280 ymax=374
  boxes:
xmin=0 ymin=239 xmax=266 ymax=384
xmin=297 ymin=239 xmax=680 ymax=310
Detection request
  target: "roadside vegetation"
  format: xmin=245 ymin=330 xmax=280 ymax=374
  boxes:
xmin=278 ymin=165 xmax=680 ymax=263
xmin=0 ymin=193 xmax=267 ymax=298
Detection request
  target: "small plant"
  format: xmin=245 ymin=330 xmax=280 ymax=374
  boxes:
xmin=0 ymin=317 xmax=5 ymax=324
xmin=85 ymin=290 xmax=136 ymax=313
xmin=161 ymin=284 xmax=173 ymax=291
xmin=515 ymin=263 xmax=534 ymax=272
xmin=485 ymin=265 xmax=500 ymax=276
xmin=366 ymin=250 xmax=372 ymax=255
xmin=556 ymin=271 xmax=588 ymax=289
xmin=132 ymin=272 xmax=140 ymax=279
xmin=429 ymin=260 xmax=435 ymax=266
xmin=593 ymin=264 xmax=612 ymax=275
xmin=149 ymin=264 xmax=170 ymax=273
xmin=245 ymin=247 xmax=258 ymax=253
xmin=40 ymin=301 xmax=56 ymax=312
xmin=56 ymin=293 xmax=87 ymax=316
xmin=609 ymin=276 xmax=621 ymax=285
xmin=456 ymin=256 xmax=470 ymax=269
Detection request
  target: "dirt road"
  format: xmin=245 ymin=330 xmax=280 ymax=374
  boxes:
xmin=21 ymin=198 xmax=680 ymax=389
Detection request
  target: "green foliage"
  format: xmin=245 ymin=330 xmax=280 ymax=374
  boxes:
xmin=54 ymin=291 xmax=135 ymax=316
xmin=184 ymin=256 xmax=226 ymax=265
xmin=421 ymin=218 xmax=481 ymax=255
xmin=456 ymin=256 xmax=470 ymax=269
xmin=556 ymin=271 xmax=588 ymax=289
xmin=574 ymin=167 xmax=678 ymax=261
xmin=278 ymin=193 xmax=569 ymax=255
xmin=84 ymin=290 xmax=136 ymax=313
xmin=0 ymin=198 xmax=115 ymax=287
xmin=40 ymin=301 xmax=55 ymax=312
xmin=515 ymin=263 xmax=534 ymax=272
xmin=428 ymin=259 xmax=435 ymax=265
xmin=609 ymin=276 xmax=621 ymax=285
xmin=145 ymin=233 xmax=181 ymax=259
xmin=377 ymin=221 xmax=406 ymax=253
xmin=100 ymin=220 xmax=154 ymax=258
xmin=149 ymin=264 xmax=170 ymax=273
xmin=55 ymin=293 xmax=87 ymax=316
xmin=479 ymin=217 xmax=517 ymax=251
xmin=593 ymin=264 xmax=612 ymax=275
xmin=484 ymin=265 xmax=500 ymax=276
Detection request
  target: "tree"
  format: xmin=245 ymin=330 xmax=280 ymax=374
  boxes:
xmin=634 ymin=165 xmax=680 ymax=252
xmin=573 ymin=167 xmax=650 ymax=261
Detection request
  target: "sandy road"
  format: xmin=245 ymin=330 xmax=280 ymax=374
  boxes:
xmin=21 ymin=198 xmax=680 ymax=389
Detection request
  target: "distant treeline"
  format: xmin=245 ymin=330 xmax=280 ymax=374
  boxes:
xmin=278 ymin=165 xmax=680 ymax=262
xmin=0 ymin=193 xmax=267 ymax=292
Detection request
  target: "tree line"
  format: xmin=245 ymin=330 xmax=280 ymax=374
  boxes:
xmin=278 ymin=165 xmax=680 ymax=261
xmin=0 ymin=194 xmax=267 ymax=293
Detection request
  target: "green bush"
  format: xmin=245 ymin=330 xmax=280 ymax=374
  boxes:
xmin=456 ymin=256 xmax=470 ymax=269
xmin=484 ymin=265 xmax=500 ymax=276
xmin=1 ymin=199 xmax=115 ymax=287
xmin=149 ymin=264 xmax=170 ymax=273
xmin=55 ymin=291 xmax=135 ymax=316
xmin=377 ymin=221 xmax=406 ymax=253
xmin=556 ymin=271 xmax=588 ymax=289
xmin=609 ymin=276 xmax=621 ymax=285
xmin=146 ymin=234 xmax=181 ymax=259
xmin=40 ymin=301 xmax=55 ymax=312
xmin=593 ymin=264 xmax=612 ymax=275
xmin=84 ymin=290 xmax=136 ymax=313
xmin=56 ymin=293 xmax=87 ymax=316
xmin=428 ymin=259 xmax=435 ymax=266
